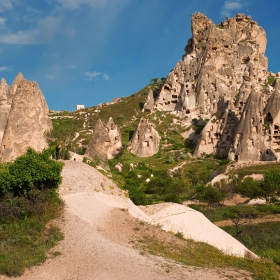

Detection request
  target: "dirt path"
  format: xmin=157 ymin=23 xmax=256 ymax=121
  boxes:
xmin=0 ymin=161 xmax=253 ymax=280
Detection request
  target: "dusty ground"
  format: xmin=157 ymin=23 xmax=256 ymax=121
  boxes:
xmin=0 ymin=161 xmax=253 ymax=280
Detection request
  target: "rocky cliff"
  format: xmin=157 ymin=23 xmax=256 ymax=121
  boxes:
xmin=0 ymin=73 xmax=52 ymax=162
xmin=154 ymin=12 xmax=280 ymax=161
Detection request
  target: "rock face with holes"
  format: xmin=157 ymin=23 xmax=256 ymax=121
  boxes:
xmin=85 ymin=117 xmax=122 ymax=162
xmin=156 ymin=12 xmax=280 ymax=161
xmin=0 ymin=73 xmax=52 ymax=162
xmin=128 ymin=118 xmax=160 ymax=157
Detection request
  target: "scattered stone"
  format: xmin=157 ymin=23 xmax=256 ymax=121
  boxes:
xmin=114 ymin=163 xmax=123 ymax=172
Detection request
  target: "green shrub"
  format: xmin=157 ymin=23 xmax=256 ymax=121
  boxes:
xmin=201 ymin=186 xmax=225 ymax=205
xmin=0 ymin=148 xmax=63 ymax=197
xmin=260 ymin=171 xmax=280 ymax=202
xmin=239 ymin=177 xmax=261 ymax=198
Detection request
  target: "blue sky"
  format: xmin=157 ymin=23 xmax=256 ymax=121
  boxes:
xmin=0 ymin=0 xmax=279 ymax=111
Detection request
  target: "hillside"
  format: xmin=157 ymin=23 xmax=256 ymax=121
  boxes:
xmin=3 ymin=160 xmax=278 ymax=280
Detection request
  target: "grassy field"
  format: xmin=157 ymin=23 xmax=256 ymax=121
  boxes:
xmin=0 ymin=191 xmax=64 ymax=276
xmin=229 ymin=163 xmax=280 ymax=179
xmin=222 ymin=221 xmax=280 ymax=266
xmin=128 ymin=216 xmax=280 ymax=280
xmin=189 ymin=204 xmax=280 ymax=222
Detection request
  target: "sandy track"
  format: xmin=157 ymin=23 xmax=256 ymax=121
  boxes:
xmin=1 ymin=161 xmax=252 ymax=280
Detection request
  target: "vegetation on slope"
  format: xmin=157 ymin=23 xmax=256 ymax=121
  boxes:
xmin=46 ymin=79 xmax=280 ymax=275
xmin=0 ymin=149 xmax=64 ymax=276
xmin=121 ymin=209 xmax=280 ymax=280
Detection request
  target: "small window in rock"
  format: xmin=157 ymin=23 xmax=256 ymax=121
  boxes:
xmin=264 ymin=112 xmax=273 ymax=124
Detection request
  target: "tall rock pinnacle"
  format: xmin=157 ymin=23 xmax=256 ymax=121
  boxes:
xmin=0 ymin=74 xmax=52 ymax=162
xmin=155 ymin=12 xmax=280 ymax=161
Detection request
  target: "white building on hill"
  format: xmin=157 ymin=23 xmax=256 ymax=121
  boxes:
xmin=76 ymin=105 xmax=85 ymax=110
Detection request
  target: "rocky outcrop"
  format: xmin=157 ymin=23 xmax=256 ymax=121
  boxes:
xmin=85 ymin=117 xmax=122 ymax=162
xmin=156 ymin=12 xmax=280 ymax=161
xmin=0 ymin=73 xmax=52 ymax=162
xmin=194 ymin=109 xmax=239 ymax=158
xmin=142 ymin=89 xmax=154 ymax=113
xmin=106 ymin=117 xmax=122 ymax=159
xmin=0 ymin=78 xmax=12 ymax=146
xmin=156 ymin=13 xmax=268 ymax=117
xmin=128 ymin=118 xmax=160 ymax=157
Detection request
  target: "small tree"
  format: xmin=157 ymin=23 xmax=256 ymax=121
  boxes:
xmin=201 ymin=186 xmax=225 ymax=207
xmin=239 ymin=177 xmax=261 ymax=199
xmin=150 ymin=78 xmax=159 ymax=84
xmin=260 ymin=171 xmax=280 ymax=203
xmin=223 ymin=207 xmax=243 ymax=237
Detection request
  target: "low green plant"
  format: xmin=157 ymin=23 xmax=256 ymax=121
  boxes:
xmin=139 ymin=230 xmax=280 ymax=280
xmin=222 ymin=221 xmax=280 ymax=266
xmin=0 ymin=189 xmax=64 ymax=276
xmin=0 ymin=149 xmax=64 ymax=276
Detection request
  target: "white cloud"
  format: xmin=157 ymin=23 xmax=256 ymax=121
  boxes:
xmin=220 ymin=1 xmax=246 ymax=18
xmin=0 ymin=16 xmax=62 ymax=44
xmin=0 ymin=17 xmax=5 ymax=29
xmin=45 ymin=74 xmax=56 ymax=80
xmin=0 ymin=0 xmax=17 ymax=12
xmin=0 ymin=66 xmax=12 ymax=72
xmin=85 ymin=71 xmax=109 ymax=81
xmin=103 ymin=73 xmax=109 ymax=80
xmin=56 ymin=0 xmax=109 ymax=10
xmin=85 ymin=71 xmax=102 ymax=81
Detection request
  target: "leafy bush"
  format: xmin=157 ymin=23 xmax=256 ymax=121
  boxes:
xmin=260 ymin=171 xmax=280 ymax=202
xmin=0 ymin=148 xmax=63 ymax=197
xmin=239 ymin=177 xmax=261 ymax=198
xmin=0 ymin=149 xmax=64 ymax=276
xmin=200 ymin=186 xmax=225 ymax=205
xmin=123 ymin=171 xmax=148 ymax=205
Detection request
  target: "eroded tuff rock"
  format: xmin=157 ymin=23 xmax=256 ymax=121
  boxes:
xmin=156 ymin=12 xmax=268 ymax=115
xmin=142 ymin=89 xmax=154 ymax=113
xmin=156 ymin=12 xmax=280 ymax=161
xmin=0 ymin=73 xmax=52 ymax=162
xmin=128 ymin=118 xmax=160 ymax=157
xmin=85 ymin=117 xmax=122 ymax=162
